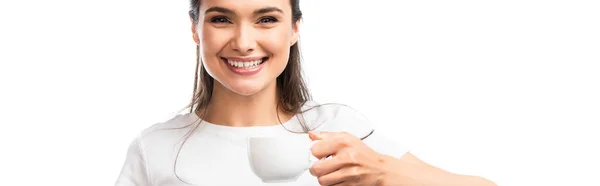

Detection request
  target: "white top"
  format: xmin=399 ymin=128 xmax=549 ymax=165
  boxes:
xmin=115 ymin=102 xmax=408 ymax=186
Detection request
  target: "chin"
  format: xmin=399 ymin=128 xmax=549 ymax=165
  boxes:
xmin=231 ymin=87 xmax=264 ymax=97
xmin=224 ymin=80 xmax=271 ymax=97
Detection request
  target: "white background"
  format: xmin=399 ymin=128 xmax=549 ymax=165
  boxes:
xmin=1 ymin=0 xmax=599 ymax=185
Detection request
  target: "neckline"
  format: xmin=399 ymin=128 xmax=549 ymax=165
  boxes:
xmin=187 ymin=101 xmax=324 ymax=135
xmin=189 ymin=110 xmax=301 ymax=135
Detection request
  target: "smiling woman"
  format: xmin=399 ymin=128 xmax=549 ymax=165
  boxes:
xmin=196 ymin=2 xmax=300 ymax=98
xmin=114 ymin=0 xmax=497 ymax=185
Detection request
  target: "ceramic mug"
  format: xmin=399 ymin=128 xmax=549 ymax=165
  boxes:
xmin=247 ymin=134 xmax=321 ymax=183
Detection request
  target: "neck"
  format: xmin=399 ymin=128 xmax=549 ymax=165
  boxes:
xmin=200 ymin=81 xmax=293 ymax=127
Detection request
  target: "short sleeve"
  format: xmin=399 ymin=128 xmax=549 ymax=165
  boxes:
xmin=115 ymin=136 xmax=151 ymax=186
xmin=313 ymin=104 xmax=409 ymax=159
xmin=312 ymin=104 xmax=374 ymax=139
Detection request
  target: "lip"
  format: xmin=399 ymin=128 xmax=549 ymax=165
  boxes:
xmin=221 ymin=56 xmax=269 ymax=76
xmin=222 ymin=56 xmax=266 ymax=62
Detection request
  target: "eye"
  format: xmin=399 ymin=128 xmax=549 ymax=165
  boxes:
xmin=210 ymin=16 xmax=231 ymax=24
xmin=257 ymin=17 xmax=278 ymax=24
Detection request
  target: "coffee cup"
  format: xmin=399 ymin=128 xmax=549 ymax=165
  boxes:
xmin=247 ymin=134 xmax=320 ymax=183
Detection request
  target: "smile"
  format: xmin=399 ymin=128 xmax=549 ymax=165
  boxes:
xmin=224 ymin=57 xmax=267 ymax=68
xmin=220 ymin=56 xmax=269 ymax=76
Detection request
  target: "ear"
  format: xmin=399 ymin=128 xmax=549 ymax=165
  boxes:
xmin=290 ymin=19 xmax=301 ymax=46
xmin=191 ymin=18 xmax=200 ymax=46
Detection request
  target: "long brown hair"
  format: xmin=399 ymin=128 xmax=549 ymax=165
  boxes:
xmin=174 ymin=0 xmax=312 ymax=183
xmin=187 ymin=0 xmax=310 ymax=122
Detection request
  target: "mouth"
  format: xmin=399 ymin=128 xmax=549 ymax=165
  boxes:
xmin=220 ymin=56 xmax=269 ymax=76
xmin=221 ymin=56 xmax=269 ymax=69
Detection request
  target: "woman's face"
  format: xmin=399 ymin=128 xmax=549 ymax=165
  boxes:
xmin=193 ymin=0 xmax=299 ymax=96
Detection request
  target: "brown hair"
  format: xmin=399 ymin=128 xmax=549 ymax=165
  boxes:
xmin=173 ymin=0 xmax=312 ymax=184
xmin=187 ymin=0 xmax=308 ymax=116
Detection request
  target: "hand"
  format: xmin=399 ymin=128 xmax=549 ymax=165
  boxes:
xmin=308 ymin=131 xmax=392 ymax=186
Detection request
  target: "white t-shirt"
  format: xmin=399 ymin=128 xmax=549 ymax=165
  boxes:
xmin=115 ymin=102 xmax=408 ymax=186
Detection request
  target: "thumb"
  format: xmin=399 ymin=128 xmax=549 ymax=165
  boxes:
xmin=308 ymin=131 xmax=336 ymax=140
xmin=308 ymin=131 xmax=324 ymax=141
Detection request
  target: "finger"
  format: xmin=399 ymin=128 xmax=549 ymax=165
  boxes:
xmin=323 ymin=180 xmax=345 ymax=186
xmin=311 ymin=133 xmax=356 ymax=159
xmin=317 ymin=166 xmax=363 ymax=186
xmin=310 ymin=131 xmax=345 ymax=139
xmin=311 ymin=138 xmax=341 ymax=159
xmin=310 ymin=156 xmax=343 ymax=177
xmin=311 ymin=150 xmax=359 ymax=177
xmin=308 ymin=131 xmax=324 ymax=141
xmin=328 ymin=181 xmax=347 ymax=186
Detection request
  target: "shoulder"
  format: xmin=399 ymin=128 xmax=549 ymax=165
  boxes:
xmin=122 ymin=113 xmax=199 ymax=166
xmin=139 ymin=113 xmax=197 ymax=136
xmin=301 ymin=101 xmax=374 ymax=139
xmin=131 ymin=113 xmax=199 ymax=150
xmin=302 ymin=101 xmax=410 ymax=158
xmin=117 ymin=113 xmax=197 ymax=185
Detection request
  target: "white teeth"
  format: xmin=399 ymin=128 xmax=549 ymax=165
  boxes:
xmin=227 ymin=59 xmax=264 ymax=68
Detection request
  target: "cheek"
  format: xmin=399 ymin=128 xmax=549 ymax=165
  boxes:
xmin=198 ymin=26 xmax=230 ymax=78
xmin=200 ymin=26 xmax=229 ymax=56
xmin=260 ymin=28 xmax=293 ymax=60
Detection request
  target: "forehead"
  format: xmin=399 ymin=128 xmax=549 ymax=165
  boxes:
xmin=200 ymin=0 xmax=292 ymax=14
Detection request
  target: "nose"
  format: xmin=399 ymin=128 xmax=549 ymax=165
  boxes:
xmin=230 ymin=24 xmax=256 ymax=54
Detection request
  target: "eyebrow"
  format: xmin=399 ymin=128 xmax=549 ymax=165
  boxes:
xmin=253 ymin=7 xmax=283 ymax=15
xmin=205 ymin=6 xmax=234 ymax=15
xmin=204 ymin=6 xmax=283 ymax=16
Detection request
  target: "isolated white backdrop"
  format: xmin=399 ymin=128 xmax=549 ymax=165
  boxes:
xmin=0 ymin=0 xmax=599 ymax=185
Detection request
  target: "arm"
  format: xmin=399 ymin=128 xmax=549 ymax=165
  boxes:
xmin=381 ymin=152 xmax=497 ymax=186
xmin=311 ymin=106 xmax=496 ymax=185
xmin=359 ymin=130 xmax=496 ymax=186
xmin=308 ymin=131 xmax=497 ymax=186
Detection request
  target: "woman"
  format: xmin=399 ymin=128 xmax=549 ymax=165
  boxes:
xmin=116 ymin=0 xmax=498 ymax=185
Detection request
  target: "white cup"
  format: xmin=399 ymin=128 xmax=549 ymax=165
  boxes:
xmin=247 ymin=134 xmax=320 ymax=183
